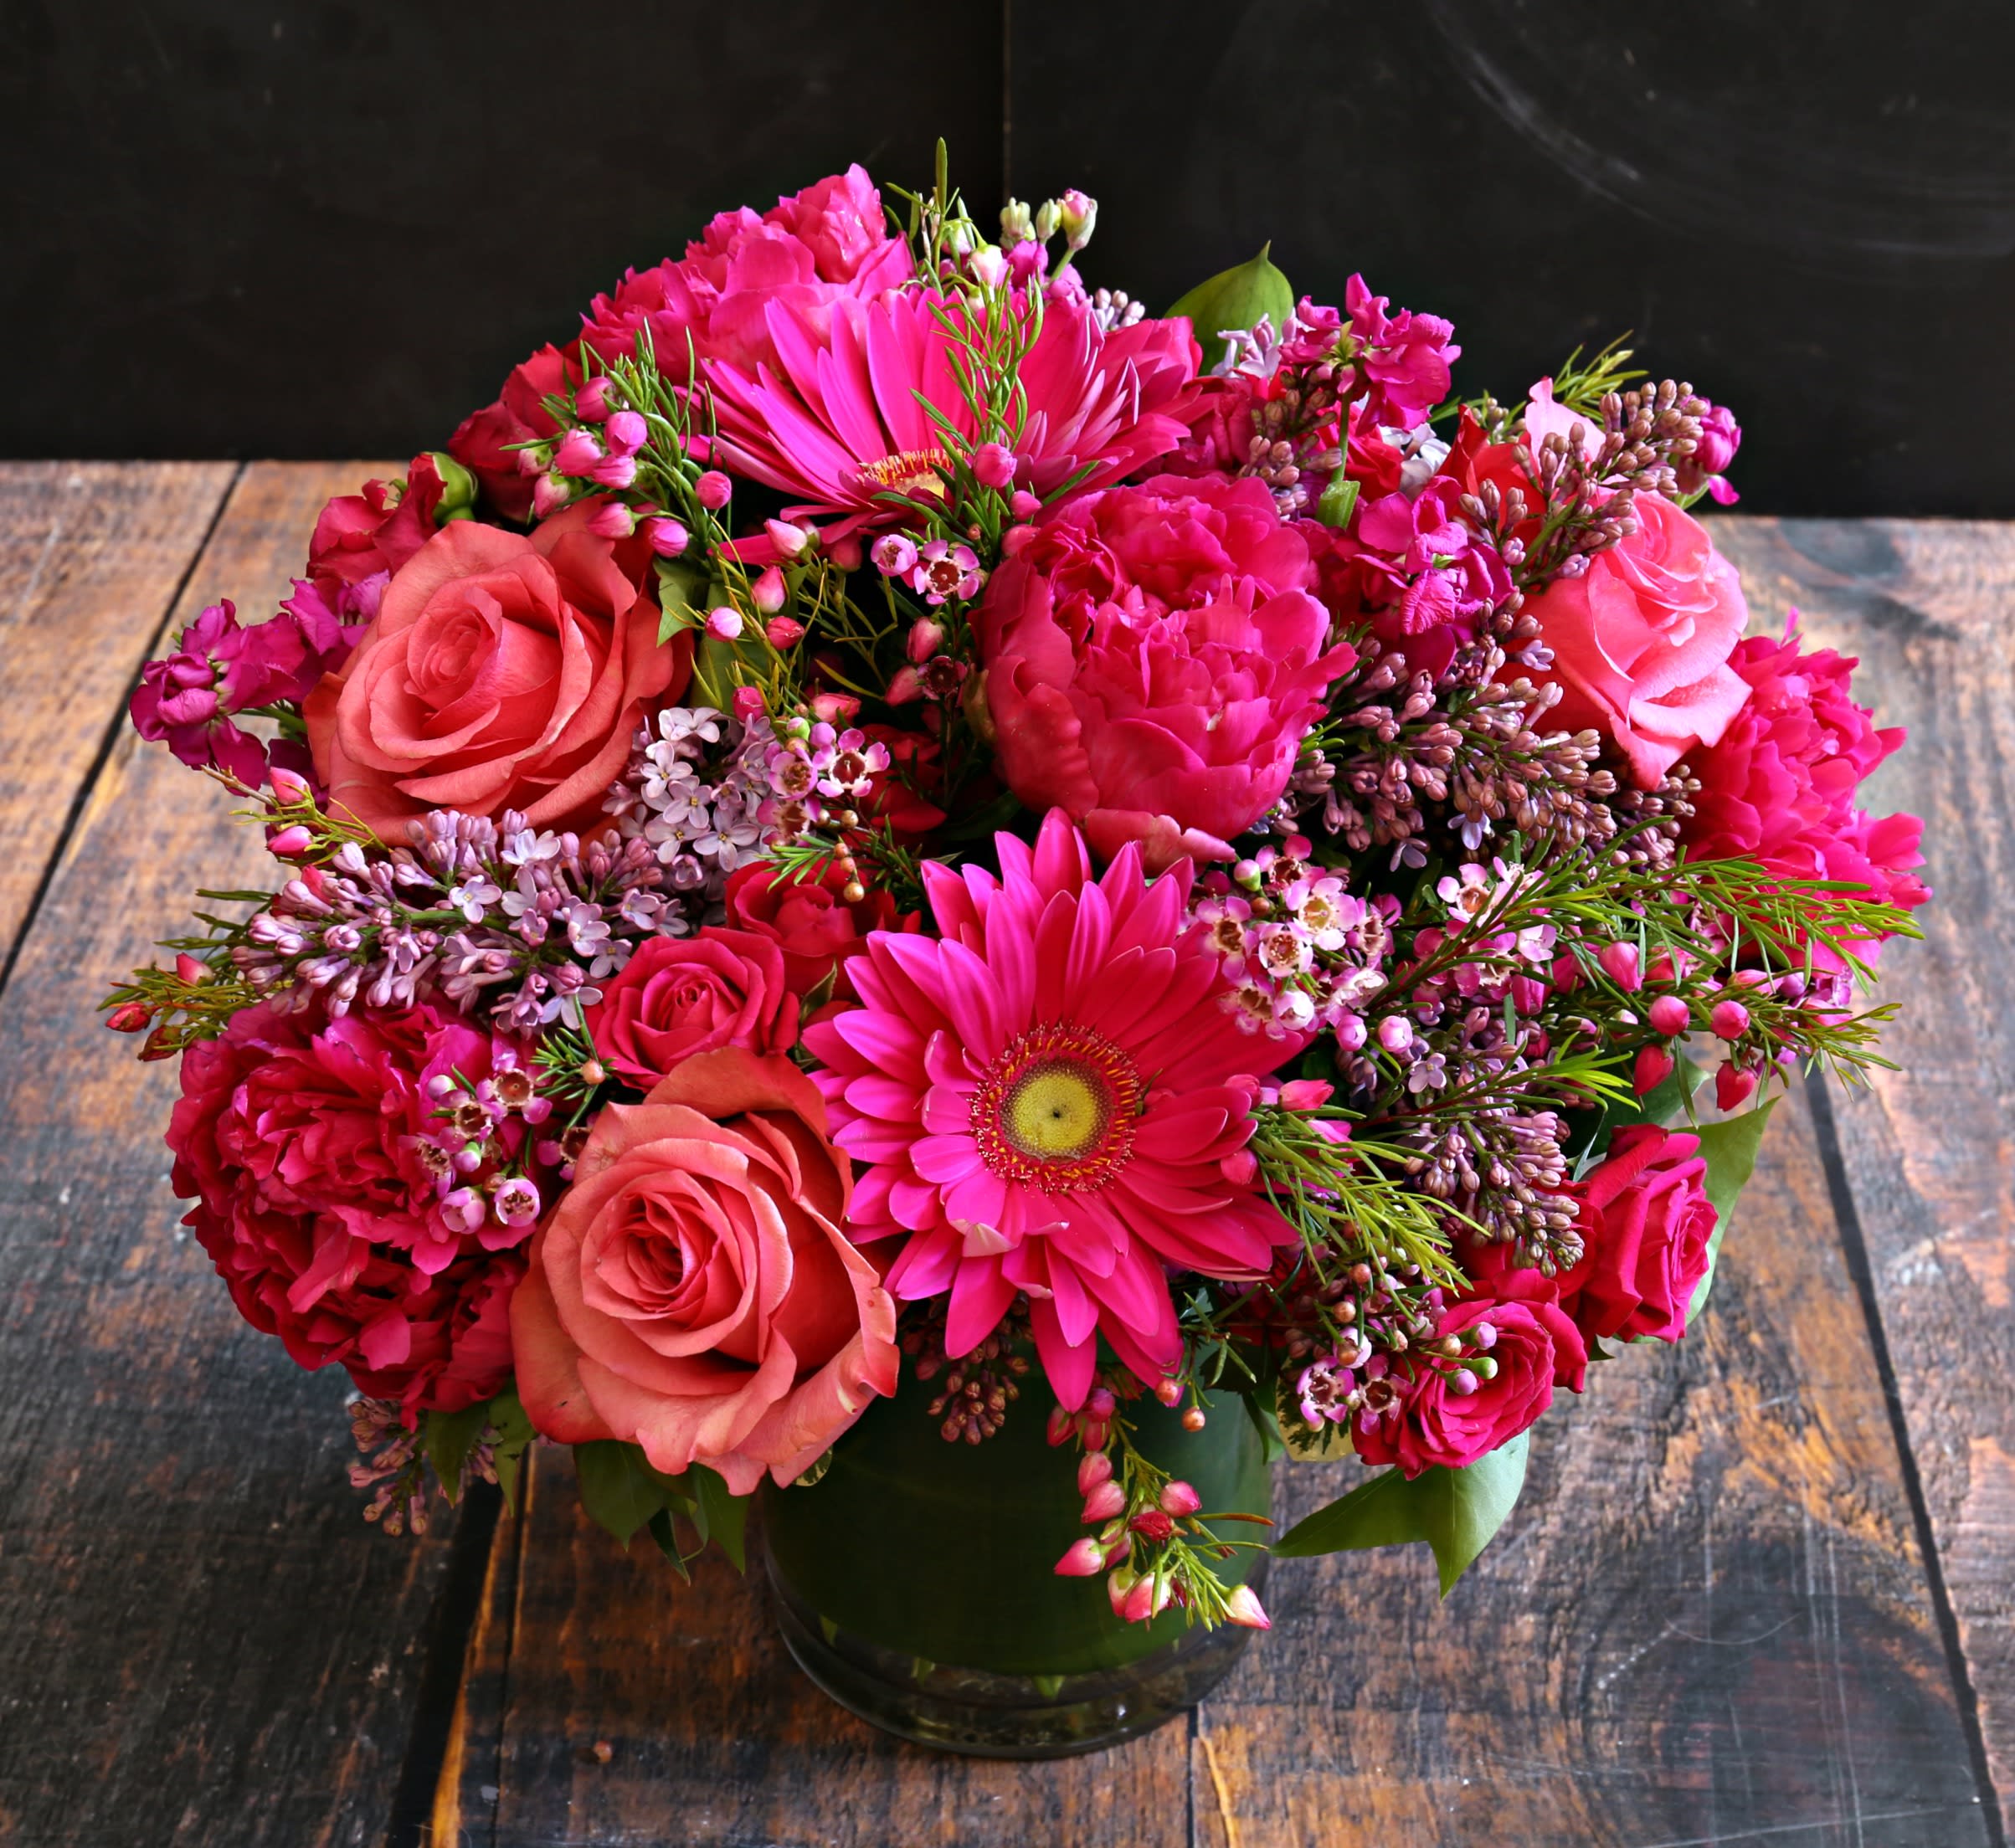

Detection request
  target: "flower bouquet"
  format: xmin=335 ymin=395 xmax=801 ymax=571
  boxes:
xmin=109 ymin=150 xmax=1928 ymax=1757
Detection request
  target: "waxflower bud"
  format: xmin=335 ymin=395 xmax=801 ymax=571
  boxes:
xmin=1128 ymin=1507 xmax=1175 ymax=1543
xmin=643 ymin=516 xmax=690 ymax=557
xmin=1046 ymin=1405 xmax=1076 ymax=1447
xmin=1077 ymin=1451 xmax=1113 ymax=1494
xmin=586 ymin=501 xmax=635 ymax=540
xmin=1717 ymin=1062 xmax=1759 ymax=1111
xmin=751 ymin=567 xmax=788 ymax=615
xmin=907 ymin=619 xmax=944 ymax=664
xmin=604 ymin=409 xmax=647 ymax=457
xmin=267 ymin=824 xmax=313 ymax=858
xmin=763 ymin=616 xmax=806 ymax=648
xmin=1710 ymin=999 xmax=1751 ymax=1040
xmin=694 ymin=470 xmax=733 ymax=510
xmin=531 ymin=475 xmax=570 ymax=519
xmin=106 ymin=1002 xmax=152 ymax=1034
xmin=1377 ymin=1014 xmax=1413 ymax=1054
xmin=589 ymin=454 xmax=638 ymax=490
xmin=268 ymin=766 xmax=311 ymax=805
xmin=1222 ymin=1584 xmax=1270 ymax=1630
xmin=764 ymin=518 xmax=813 ymax=558
xmin=1180 ymin=1406 xmax=1207 ymax=1432
xmin=705 ymin=607 xmax=743 ymax=641
xmin=1598 ymin=941 xmax=1643 ymax=990
xmin=1080 ymin=1479 xmax=1127 ymax=1523
xmin=1633 ymin=1044 xmax=1675 ymax=1096
xmin=1159 ymin=1480 xmax=1202 ymax=1517
xmin=553 ymin=429 xmax=603 ymax=475
xmin=1153 ymin=1377 xmax=1184 ymax=1409
xmin=575 ymin=377 xmax=613 ymax=420
xmin=970 ymin=442 xmax=1016 ymax=490
xmin=1054 ymin=1538 xmax=1105 ymax=1578
xmin=1106 ymin=1565 xmax=1139 ymax=1618
xmin=1647 ymin=995 xmax=1691 ymax=1037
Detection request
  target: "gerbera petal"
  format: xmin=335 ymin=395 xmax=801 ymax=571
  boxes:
xmin=944 ymin=1254 xmax=1018 ymax=1357
xmin=1029 ymin=1295 xmax=1097 ymax=1410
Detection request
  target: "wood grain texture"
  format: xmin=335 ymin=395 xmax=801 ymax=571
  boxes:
xmin=1714 ymin=517 xmax=2015 ymax=1838
xmin=0 ymin=461 xmax=465 ymax=1848
xmin=0 ymin=460 xmax=235 ymax=962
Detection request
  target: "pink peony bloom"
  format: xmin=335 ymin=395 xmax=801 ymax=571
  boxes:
xmin=1520 ymin=490 xmax=1753 ymax=788
xmin=801 ymin=811 xmax=1305 ymax=1407
xmin=511 ymin=1048 xmax=898 ymax=1493
xmin=706 ymin=289 xmax=1205 ymax=552
xmin=167 ymin=998 xmax=550 ymax=1418
xmin=976 ymin=475 xmax=1355 ymax=870
xmin=1684 ymin=628 xmax=1929 ymax=934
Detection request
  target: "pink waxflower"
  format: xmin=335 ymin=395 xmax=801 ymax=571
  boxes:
xmin=707 ymin=287 xmax=1206 ymax=551
xmin=802 ymin=811 xmax=1305 ymax=1407
xmin=1683 ymin=629 xmax=1929 ymax=946
xmin=976 ymin=474 xmax=1355 ymax=871
xmin=909 ymin=540 xmax=982 ymax=606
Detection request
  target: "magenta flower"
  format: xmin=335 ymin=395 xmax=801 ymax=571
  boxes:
xmin=1344 ymin=275 xmax=1460 ymax=429
xmin=803 ymin=811 xmax=1304 ymax=1406
xmin=707 ymin=289 xmax=1205 ymax=549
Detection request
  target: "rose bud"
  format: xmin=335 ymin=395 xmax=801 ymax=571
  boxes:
xmin=906 ymin=619 xmax=944 ymax=663
xmin=751 ymin=567 xmax=788 ymax=615
xmin=1128 ymin=1507 xmax=1175 ymax=1543
xmin=1647 ymin=995 xmax=1691 ymax=1037
xmin=1278 ymin=1078 xmax=1334 ymax=1111
xmin=1598 ymin=941 xmax=1643 ymax=990
xmin=174 ymin=953 xmax=209 ymax=984
xmin=1046 ymin=1405 xmax=1076 ymax=1448
xmin=1106 ymin=1565 xmax=1139 ymax=1618
xmin=1633 ymin=1044 xmax=1675 ymax=1096
xmin=885 ymin=665 xmax=925 ymax=705
xmin=1010 ymin=490 xmax=1042 ymax=520
xmin=731 ymin=685 xmax=766 ymax=722
xmin=1223 ymin=1584 xmax=1271 ymax=1630
xmin=1710 ymin=998 xmax=1751 ymax=1040
xmin=531 ymin=474 xmax=570 ymax=519
xmin=1000 ymin=523 xmax=1038 ymax=558
xmin=553 ymin=429 xmax=604 ymax=475
xmin=1087 ymin=1387 xmax=1118 ymax=1419
xmin=1081 ymin=1480 xmax=1127 ymax=1523
xmin=809 ymin=692 xmax=861 ymax=725
xmin=828 ymin=535 xmax=864 ymax=572
xmin=694 ymin=470 xmax=733 ymax=510
xmin=643 ymin=516 xmax=690 ymax=557
xmin=1054 ymin=1538 xmax=1106 ymax=1578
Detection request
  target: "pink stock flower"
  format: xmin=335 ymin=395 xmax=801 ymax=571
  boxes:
xmin=707 ymin=288 xmax=1205 ymax=552
xmin=1344 ymin=275 xmax=1460 ymax=429
xmin=167 ymin=998 xmax=549 ymax=1419
xmin=1684 ymin=629 xmax=1930 ymax=934
xmin=802 ymin=811 xmax=1304 ymax=1408
xmin=1520 ymin=490 xmax=1753 ymax=788
xmin=976 ymin=475 xmax=1355 ymax=870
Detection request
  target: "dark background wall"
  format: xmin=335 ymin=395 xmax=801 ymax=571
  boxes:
xmin=5 ymin=0 xmax=2014 ymax=514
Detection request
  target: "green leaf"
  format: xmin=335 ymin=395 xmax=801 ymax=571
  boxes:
xmin=1167 ymin=244 xmax=1294 ymax=374
xmin=574 ymin=1440 xmax=689 ymax=1548
xmin=1682 ymin=1098 xmax=1777 ymax=1324
xmin=1272 ymin=1432 xmax=1529 ymax=1596
xmin=1313 ymin=475 xmax=1360 ymax=530
xmin=422 ymin=1402 xmax=491 ymax=1504
xmin=645 ymin=1506 xmax=693 ymax=1582
xmin=1241 ymin=1385 xmax=1288 ymax=1466
xmin=690 ymin=1464 xmax=749 ymax=1573
xmin=691 ymin=630 xmax=766 ymax=711
xmin=655 ymin=560 xmax=707 ymax=647
xmin=486 ymin=1387 xmax=536 ymax=1512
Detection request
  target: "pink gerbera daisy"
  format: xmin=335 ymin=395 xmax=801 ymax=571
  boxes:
xmin=705 ymin=290 xmax=1204 ymax=552
xmin=802 ymin=810 xmax=1303 ymax=1406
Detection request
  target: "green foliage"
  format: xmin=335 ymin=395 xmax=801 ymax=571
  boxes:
xmin=1683 ymin=1098 xmax=1778 ymax=1322
xmin=422 ymin=1402 xmax=491 ymax=1505
xmin=1167 ymin=245 xmax=1294 ymax=374
xmin=573 ymin=1441 xmax=749 ymax=1573
xmin=1543 ymin=335 xmax=1646 ymax=418
xmin=1313 ymin=475 xmax=1360 ymax=530
xmin=486 ymin=1388 xmax=537 ymax=1512
xmin=1272 ymin=1433 xmax=1530 ymax=1595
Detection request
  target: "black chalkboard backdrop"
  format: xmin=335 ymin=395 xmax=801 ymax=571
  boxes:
xmin=4 ymin=0 xmax=2014 ymax=514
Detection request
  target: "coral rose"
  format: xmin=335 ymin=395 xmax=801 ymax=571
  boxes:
xmin=722 ymin=859 xmax=917 ymax=998
xmin=304 ymin=510 xmax=688 ymax=839
xmin=167 ymin=998 xmax=547 ymax=1417
xmin=1354 ymin=1280 xmax=1586 ymax=1476
xmin=1551 ymin=1123 xmax=1719 ymax=1344
xmin=976 ymin=474 xmax=1354 ymax=871
xmin=1521 ymin=490 xmax=1752 ymax=788
xmin=510 ymin=1048 xmax=899 ymax=1492
xmin=582 ymin=927 xmax=799 ymax=1088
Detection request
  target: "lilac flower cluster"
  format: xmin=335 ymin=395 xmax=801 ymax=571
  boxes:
xmin=604 ymin=706 xmax=773 ymax=888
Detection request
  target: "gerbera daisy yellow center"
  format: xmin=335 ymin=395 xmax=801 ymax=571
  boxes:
xmin=849 ymin=446 xmax=952 ymax=500
xmin=970 ymin=1022 xmax=1141 ymax=1193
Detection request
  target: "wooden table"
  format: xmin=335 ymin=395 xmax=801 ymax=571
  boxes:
xmin=0 ymin=464 xmax=2009 ymax=1848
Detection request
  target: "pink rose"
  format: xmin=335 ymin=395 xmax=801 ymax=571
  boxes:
xmin=1521 ymin=490 xmax=1752 ymax=788
xmin=303 ymin=510 xmax=688 ymax=839
xmin=1552 ymin=1123 xmax=1719 ymax=1343
xmin=1685 ymin=631 xmax=1929 ymax=931
xmin=976 ymin=474 xmax=1354 ymax=870
xmin=510 ymin=1048 xmax=899 ymax=1492
xmin=1354 ymin=1279 xmax=1585 ymax=1476
xmin=721 ymin=859 xmax=919 ymax=998
xmin=167 ymin=998 xmax=547 ymax=1417
xmin=582 ymin=927 xmax=800 ymax=1089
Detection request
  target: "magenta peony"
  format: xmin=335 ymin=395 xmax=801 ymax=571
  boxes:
xmin=706 ymin=289 xmax=1205 ymax=552
xmin=1685 ymin=629 xmax=1930 ymax=926
xmin=511 ymin=1048 xmax=898 ymax=1493
xmin=975 ymin=475 xmax=1354 ymax=870
xmin=802 ymin=811 xmax=1303 ymax=1406
xmin=1520 ymin=490 xmax=1753 ymax=788
xmin=167 ymin=998 xmax=550 ymax=1417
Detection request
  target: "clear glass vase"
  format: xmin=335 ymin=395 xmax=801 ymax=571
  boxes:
xmin=759 ymin=1368 xmax=1272 ymax=1758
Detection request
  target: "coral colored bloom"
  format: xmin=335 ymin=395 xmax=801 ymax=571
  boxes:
xmin=802 ymin=811 xmax=1304 ymax=1407
xmin=977 ymin=475 xmax=1354 ymax=871
xmin=707 ymin=288 xmax=1205 ymax=550
xmin=722 ymin=857 xmax=918 ymax=998
xmin=510 ymin=1049 xmax=898 ymax=1493
xmin=582 ymin=927 xmax=799 ymax=1088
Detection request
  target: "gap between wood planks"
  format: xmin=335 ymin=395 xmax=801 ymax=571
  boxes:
xmin=0 ymin=460 xmax=244 ymax=1011
xmin=1807 ymin=1065 xmax=2008 ymax=1847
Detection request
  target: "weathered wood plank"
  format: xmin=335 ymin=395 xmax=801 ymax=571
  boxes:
xmin=1194 ymin=1083 xmax=1987 ymax=1847
xmin=0 ymin=461 xmax=236 ymax=964
xmin=1714 ymin=516 xmax=2015 ymax=1838
xmin=0 ymin=461 xmax=470 ymax=1848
